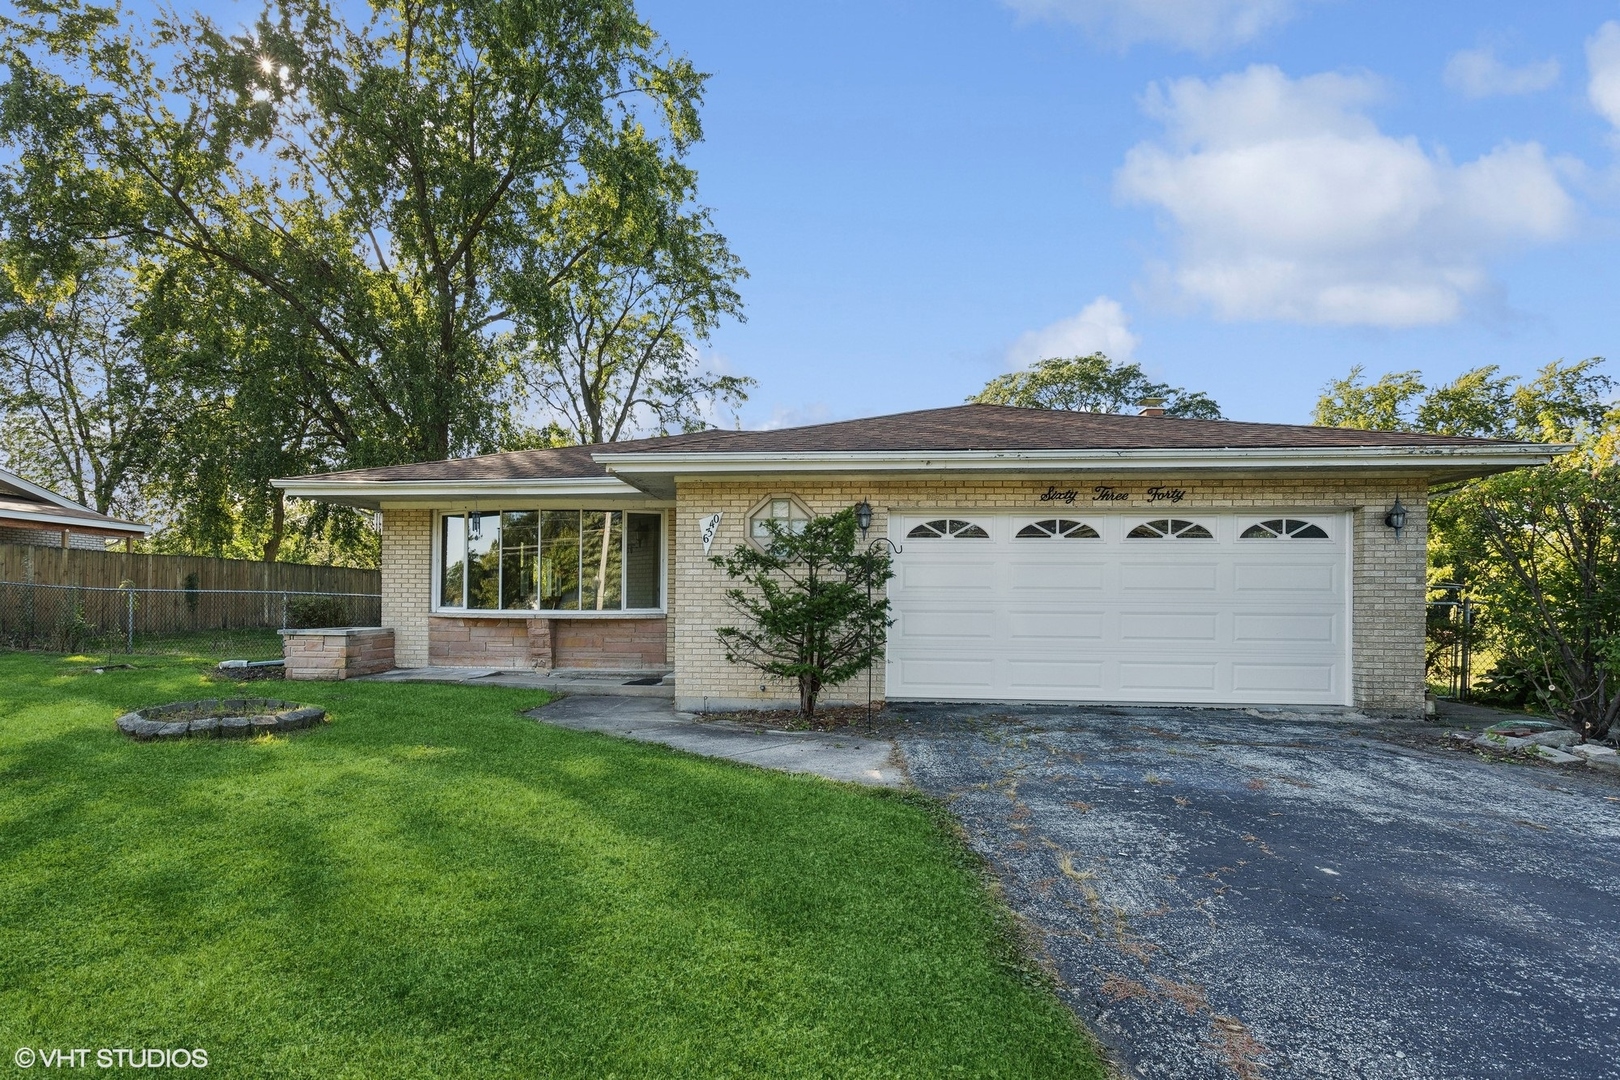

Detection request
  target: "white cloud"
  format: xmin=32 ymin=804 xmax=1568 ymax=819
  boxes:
xmin=1116 ymin=65 xmax=1576 ymax=326
xmin=1007 ymin=297 xmax=1139 ymax=367
xmin=1588 ymin=21 xmax=1620 ymax=132
xmin=1003 ymin=0 xmax=1300 ymax=52
xmin=756 ymin=403 xmax=833 ymax=431
xmin=1444 ymin=47 xmax=1559 ymax=98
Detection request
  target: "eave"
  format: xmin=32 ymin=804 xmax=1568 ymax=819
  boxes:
xmin=270 ymin=475 xmax=659 ymax=511
xmin=0 ymin=509 xmax=150 ymax=536
xmin=592 ymin=444 xmax=1570 ymax=499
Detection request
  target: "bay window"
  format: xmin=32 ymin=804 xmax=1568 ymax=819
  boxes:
xmin=438 ymin=510 xmax=663 ymax=612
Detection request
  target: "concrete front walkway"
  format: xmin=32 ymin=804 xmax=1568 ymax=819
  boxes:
xmin=528 ymin=695 xmax=904 ymax=787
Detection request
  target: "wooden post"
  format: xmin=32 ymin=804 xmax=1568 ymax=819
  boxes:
xmin=60 ymin=529 xmax=69 ymax=549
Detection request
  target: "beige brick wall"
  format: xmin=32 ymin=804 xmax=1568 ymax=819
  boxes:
xmin=671 ymin=474 xmax=1428 ymax=715
xmin=381 ymin=509 xmax=432 ymax=667
xmin=0 ymin=526 xmax=110 ymax=549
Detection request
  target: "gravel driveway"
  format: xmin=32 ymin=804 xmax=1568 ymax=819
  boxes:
xmin=890 ymin=705 xmax=1620 ymax=1080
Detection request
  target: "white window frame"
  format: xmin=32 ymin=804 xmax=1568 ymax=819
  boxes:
xmin=430 ymin=508 xmax=668 ymax=618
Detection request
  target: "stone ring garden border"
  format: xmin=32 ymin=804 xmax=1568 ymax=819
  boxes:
xmin=116 ymin=698 xmax=327 ymax=741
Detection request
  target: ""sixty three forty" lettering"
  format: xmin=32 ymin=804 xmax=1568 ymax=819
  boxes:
xmin=1037 ymin=484 xmax=1188 ymax=504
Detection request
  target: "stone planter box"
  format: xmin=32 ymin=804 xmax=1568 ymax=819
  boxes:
xmin=280 ymin=626 xmax=395 ymax=680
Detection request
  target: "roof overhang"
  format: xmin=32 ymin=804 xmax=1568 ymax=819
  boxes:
xmin=593 ymin=444 xmax=1571 ymax=499
xmin=270 ymin=475 xmax=654 ymax=511
xmin=0 ymin=508 xmax=150 ymax=537
xmin=0 ymin=467 xmax=150 ymax=535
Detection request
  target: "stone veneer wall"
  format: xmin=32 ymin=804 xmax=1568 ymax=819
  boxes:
xmin=428 ymin=615 xmax=666 ymax=670
xmin=552 ymin=617 xmax=667 ymax=668
xmin=282 ymin=627 xmax=395 ymax=680
xmin=671 ymin=475 xmax=1429 ymax=716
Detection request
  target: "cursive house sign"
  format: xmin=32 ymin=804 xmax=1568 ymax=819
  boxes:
xmin=1039 ymin=484 xmax=1188 ymax=504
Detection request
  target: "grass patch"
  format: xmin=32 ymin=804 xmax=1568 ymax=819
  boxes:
xmin=0 ymin=652 xmax=1102 ymax=1078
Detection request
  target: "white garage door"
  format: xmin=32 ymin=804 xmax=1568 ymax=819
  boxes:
xmin=887 ymin=512 xmax=1350 ymax=706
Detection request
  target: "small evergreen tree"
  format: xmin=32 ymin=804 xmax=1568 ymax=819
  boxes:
xmin=712 ymin=507 xmax=894 ymax=717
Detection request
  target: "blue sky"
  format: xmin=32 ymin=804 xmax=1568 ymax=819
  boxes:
xmin=628 ymin=0 xmax=1620 ymax=427
xmin=131 ymin=0 xmax=1620 ymax=428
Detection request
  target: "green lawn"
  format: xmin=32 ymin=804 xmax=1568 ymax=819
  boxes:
xmin=0 ymin=652 xmax=1103 ymax=1079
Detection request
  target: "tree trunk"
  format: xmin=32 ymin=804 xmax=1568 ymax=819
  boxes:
xmin=264 ymin=489 xmax=286 ymax=563
xmin=799 ymin=673 xmax=819 ymax=718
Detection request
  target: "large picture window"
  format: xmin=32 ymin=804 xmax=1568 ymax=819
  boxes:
xmin=438 ymin=510 xmax=663 ymax=612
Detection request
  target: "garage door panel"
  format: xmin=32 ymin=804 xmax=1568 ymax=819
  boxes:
xmin=899 ymin=610 xmax=997 ymax=641
xmin=1007 ymin=659 xmax=1104 ymax=691
xmin=1234 ymin=562 xmax=1337 ymax=594
xmin=1121 ymin=561 xmax=1218 ymax=591
xmin=889 ymin=512 xmax=1347 ymax=706
xmin=1232 ymin=663 xmax=1337 ymax=693
xmin=1007 ymin=610 xmax=1105 ymax=640
xmin=1233 ymin=613 xmax=1337 ymax=643
xmin=1119 ymin=661 xmax=1218 ymax=691
xmin=896 ymin=658 xmax=996 ymax=690
xmin=1008 ymin=561 xmax=1104 ymax=591
xmin=901 ymin=559 xmax=999 ymax=593
xmin=1120 ymin=612 xmax=1218 ymax=641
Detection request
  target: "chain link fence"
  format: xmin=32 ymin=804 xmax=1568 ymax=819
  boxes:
xmin=0 ymin=580 xmax=381 ymax=659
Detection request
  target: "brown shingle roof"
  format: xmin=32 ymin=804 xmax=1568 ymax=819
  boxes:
xmin=287 ymin=404 xmax=1521 ymax=484
xmin=600 ymin=404 xmax=1510 ymax=455
xmin=293 ymin=443 xmax=614 ymax=483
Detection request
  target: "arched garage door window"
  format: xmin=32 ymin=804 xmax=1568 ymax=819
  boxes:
xmin=1126 ymin=518 xmax=1213 ymax=539
xmin=907 ymin=518 xmax=989 ymax=539
xmin=1015 ymin=519 xmax=1100 ymax=539
xmin=1241 ymin=518 xmax=1329 ymax=539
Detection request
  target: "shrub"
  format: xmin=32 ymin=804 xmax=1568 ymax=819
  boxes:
xmin=286 ymin=594 xmax=349 ymax=629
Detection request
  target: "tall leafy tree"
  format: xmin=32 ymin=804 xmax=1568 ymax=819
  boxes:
xmin=0 ymin=246 xmax=161 ymax=518
xmin=523 ymin=170 xmax=751 ymax=443
xmin=1436 ymin=459 xmax=1620 ymax=741
xmin=1316 ymin=358 xmax=1620 ymax=735
xmin=971 ymin=353 xmax=1221 ymax=418
xmin=0 ymin=0 xmax=745 ymax=466
xmin=1312 ymin=366 xmax=1427 ymax=432
xmin=1313 ymin=359 xmax=1613 ymax=441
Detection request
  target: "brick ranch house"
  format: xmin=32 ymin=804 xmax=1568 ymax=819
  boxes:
xmin=1 ymin=466 xmax=149 ymax=550
xmin=274 ymin=404 xmax=1559 ymax=715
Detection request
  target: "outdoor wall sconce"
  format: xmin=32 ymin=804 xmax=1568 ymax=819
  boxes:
xmin=854 ymin=499 xmax=873 ymax=538
xmin=1384 ymin=496 xmax=1407 ymax=538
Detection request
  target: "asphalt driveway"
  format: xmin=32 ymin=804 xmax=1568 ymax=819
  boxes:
xmin=890 ymin=704 xmax=1620 ymax=1080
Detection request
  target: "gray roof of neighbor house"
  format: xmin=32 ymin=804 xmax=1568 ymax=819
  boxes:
xmin=274 ymin=403 xmax=1568 ymax=504
xmin=0 ymin=467 xmax=150 ymax=538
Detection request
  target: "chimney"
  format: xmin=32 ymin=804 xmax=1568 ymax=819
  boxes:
xmin=1137 ymin=398 xmax=1166 ymax=418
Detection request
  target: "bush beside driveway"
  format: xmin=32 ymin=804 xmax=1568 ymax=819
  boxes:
xmin=891 ymin=704 xmax=1620 ymax=1080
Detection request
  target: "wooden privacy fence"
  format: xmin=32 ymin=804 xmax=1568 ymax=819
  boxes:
xmin=0 ymin=543 xmax=378 ymax=595
xmin=0 ymin=544 xmax=381 ymax=654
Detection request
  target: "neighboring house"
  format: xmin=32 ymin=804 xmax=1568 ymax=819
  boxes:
xmin=0 ymin=467 xmax=150 ymax=550
xmin=274 ymin=403 xmax=1561 ymax=715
